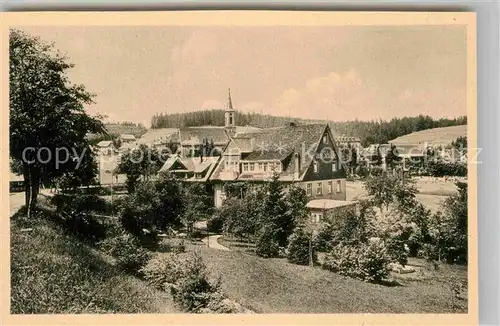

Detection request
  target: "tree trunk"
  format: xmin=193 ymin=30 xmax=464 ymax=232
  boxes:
xmin=23 ymin=165 xmax=40 ymax=218
xmin=23 ymin=164 xmax=31 ymax=216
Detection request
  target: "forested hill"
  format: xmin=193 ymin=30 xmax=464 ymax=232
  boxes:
xmin=151 ymin=110 xmax=467 ymax=146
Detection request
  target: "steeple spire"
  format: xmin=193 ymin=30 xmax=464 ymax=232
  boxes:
xmin=226 ymin=88 xmax=234 ymax=112
xmin=224 ymin=88 xmax=236 ymax=136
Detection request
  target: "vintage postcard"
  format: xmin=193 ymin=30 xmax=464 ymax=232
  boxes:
xmin=1 ymin=11 xmax=477 ymax=325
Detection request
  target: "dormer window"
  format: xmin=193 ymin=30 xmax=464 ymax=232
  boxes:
xmin=313 ymin=160 xmax=318 ymax=173
xmin=323 ymin=135 xmax=328 ymax=144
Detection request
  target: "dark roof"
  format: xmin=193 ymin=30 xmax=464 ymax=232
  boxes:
xmin=211 ymin=123 xmax=330 ymax=181
xmin=179 ymin=127 xmax=229 ymax=145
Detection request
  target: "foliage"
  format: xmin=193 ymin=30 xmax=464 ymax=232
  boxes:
xmin=182 ymin=183 xmax=213 ymax=235
xmin=9 ymin=29 xmax=104 ymax=216
xmin=322 ymin=241 xmax=391 ymax=283
xmin=427 ymin=182 xmax=468 ymax=264
xmin=451 ymin=136 xmax=467 ymax=153
xmin=426 ymin=158 xmax=467 ymax=177
xmin=141 ymin=252 xmax=231 ymax=313
xmin=207 ymin=214 xmax=224 ymax=233
xmin=287 ymin=227 xmax=317 ymax=266
xmin=313 ymin=201 xmax=373 ymax=252
xmin=99 ymin=232 xmax=151 ymax=274
xmin=223 ymin=182 xmax=249 ymax=199
xmin=115 ymin=144 xmax=167 ymax=192
xmin=11 ymin=214 xmax=168 ymax=313
xmin=255 ymin=225 xmax=280 ymax=258
xmin=120 ymin=175 xmax=184 ymax=239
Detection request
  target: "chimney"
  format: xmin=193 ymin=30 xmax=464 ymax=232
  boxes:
xmin=294 ymin=153 xmax=301 ymax=180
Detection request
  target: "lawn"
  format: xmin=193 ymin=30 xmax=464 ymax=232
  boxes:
xmin=186 ymin=242 xmax=467 ymax=314
xmin=10 ymin=210 xmax=178 ymax=314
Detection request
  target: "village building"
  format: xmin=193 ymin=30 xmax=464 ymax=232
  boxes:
xmin=209 ymin=119 xmax=349 ymax=211
xmin=158 ymin=155 xmax=220 ymax=183
xmin=307 ymin=199 xmax=357 ymax=225
xmin=95 ymin=140 xmax=116 ymax=156
xmin=119 ymin=134 xmax=136 ymax=143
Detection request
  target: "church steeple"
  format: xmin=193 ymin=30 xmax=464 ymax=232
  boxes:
xmin=226 ymin=88 xmax=235 ymax=112
xmin=225 ymin=88 xmax=236 ymax=136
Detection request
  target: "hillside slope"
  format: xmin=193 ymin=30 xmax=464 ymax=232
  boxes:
xmin=389 ymin=125 xmax=466 ymax=146
xmin=10 ymin=202 xmax=178 ymax=314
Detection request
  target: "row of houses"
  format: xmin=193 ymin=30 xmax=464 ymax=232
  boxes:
xmin=152 ymin=90 xmax=357 ymax=223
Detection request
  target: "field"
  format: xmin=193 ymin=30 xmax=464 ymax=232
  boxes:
xmin=184 ymin=242 xmax=467 ymax=313
xmin=389 ymin=125 xmax=466 ymax=146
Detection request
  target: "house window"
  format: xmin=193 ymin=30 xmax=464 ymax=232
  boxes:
xmin=243 ymin=163 xmax=249 ymax=172
xmin=250 ymin=163 xmax=255 ymax=171
xmin=313 ymin=160 xmax=318 ymax=173
xmin=316 ymin=182 xmax=323 ymax=195
xmin=258 ymin=163 xmax=263 ymax=171
xmin=323 ymin=135 xmax=328 ymax=144
xmin=263 ymin=162 xmax=268 ymax=172
xmin=332 ymin=161 xmax=337 ymax=172
xmin=336 ymin=180 xmax=342 ymax=193
xmin=328 ymin=181 xmax=332 ymax=194
xmin=306 ymin=183 xmax=312 ymax=196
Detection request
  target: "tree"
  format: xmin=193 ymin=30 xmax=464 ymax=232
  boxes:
xmin=182 ymin=183 xmax=213 ymax=235
xmin=120 ymin=174 xmax=184 ymax=237
xmin=263 ymin=173 xmax=289 ymax=247
xmin=115 ymin=144 xmax=166 ymax=192
xmin=9 ymin=29 xmax=104 ymax=216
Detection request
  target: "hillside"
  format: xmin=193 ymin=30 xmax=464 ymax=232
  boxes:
xmin=388 ymin=125 xmax=467 ymax=146
xmin=10 ymin=198 xmax=178 ymax=314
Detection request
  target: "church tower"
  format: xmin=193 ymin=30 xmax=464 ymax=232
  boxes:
xmin=224 ymin=88 xmax=236 ymax=136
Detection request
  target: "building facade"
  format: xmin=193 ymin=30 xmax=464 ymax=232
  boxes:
xmin=209 ymin=122 xmax=348 ymax=208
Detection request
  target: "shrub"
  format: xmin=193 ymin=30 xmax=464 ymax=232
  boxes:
xmin=207 ymin=215 xmax=224 ymax=233
xmin=99 ymin=232 xmax=151 ymax=274
xmin=141 ymin=252 xmax=220 ymax=312
xmin=51 ymin=194 xmax=107 ymax=214
xmin=63 ymin=212 xmax=107 ymax=245
xmin=255 ymin=227 xmax=280 ymax=258
xmin=287 ymin=227 xmax=317 ymax=266
xmin=323 ymin=241 xmax=391 ymax=283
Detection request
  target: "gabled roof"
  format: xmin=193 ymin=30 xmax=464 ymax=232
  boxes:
xmin=210 ymin=123 xmax=333 ymax=182
xmin=120 ymin=134 xmax=136 ymax=140
xmin=179 ymin=127 xmax=229 ymax=145
xmin=159 ymin=156 xmax=220 ymax=182
xmin=97 ymin=140 xmax=113 ymax=148
xmin=307 ymin=199 xmax=357 ymax=210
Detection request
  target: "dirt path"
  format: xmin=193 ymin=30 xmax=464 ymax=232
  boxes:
xmin=201 ymin=234 xmax=231 ymax=251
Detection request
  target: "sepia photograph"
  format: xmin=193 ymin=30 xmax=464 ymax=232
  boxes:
xmin=2 ymin=11 xmax=477 ymax=325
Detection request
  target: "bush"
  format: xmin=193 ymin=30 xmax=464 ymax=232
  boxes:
xmin=63 ymin=212 xmax=107 ymax=245
xmin=99 ymin=232 xmax=151 ymax=274
xmin=287 ymin=227 xmax=317 ymax=266
xmin=207 ymin=215 xmax=224 ymax=233
xmin=255 ymin=227 xmax=280 ymax=258
xmin=51 ymin=194 xmax=108 ymax=214
xmin=323 ymin=241 xmax=391 ymax=283
xmin=141 ymin=252 xmax=221 ymax=312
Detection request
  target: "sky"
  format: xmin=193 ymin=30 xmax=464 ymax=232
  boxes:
xmin=20 ymin=25 xmax=467 ymax=127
